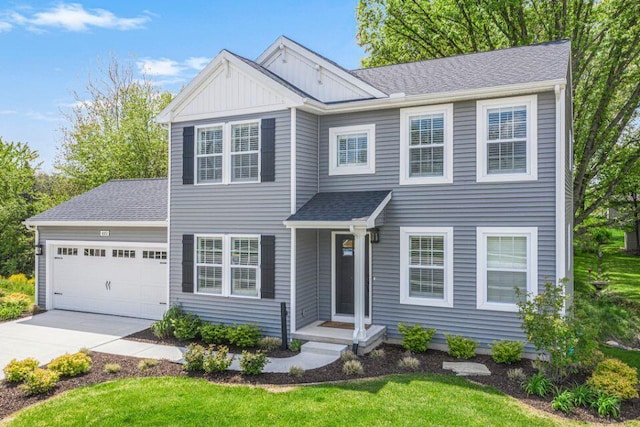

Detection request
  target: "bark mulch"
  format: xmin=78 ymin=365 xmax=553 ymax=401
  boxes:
xmin=2 ymin=345 xmax=639 ymax=423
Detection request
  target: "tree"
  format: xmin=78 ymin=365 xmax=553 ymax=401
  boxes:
xmin=57 ymin=57 xmax=173 ymax=192
xmin=357 ymin=0 xmax=640 ymax=228
xmin=609 ymin=134 xmax=640 ymax=249
xmin=0 ymin=138 xmax=39 ymax=276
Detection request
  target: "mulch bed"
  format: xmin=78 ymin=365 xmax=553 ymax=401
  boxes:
xmin=1 ymin=345 xmax=639 ymax=423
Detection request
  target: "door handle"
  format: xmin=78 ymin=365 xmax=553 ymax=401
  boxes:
xmin=105 ymin=280 xmax=111 ymax=290
xmin=54 ymin=292 xmax=62 ymax=295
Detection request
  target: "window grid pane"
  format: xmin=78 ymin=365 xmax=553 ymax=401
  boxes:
xmin=408 ymin=235 xmax=445 ymax=299
xmin=231 ymin=153 xmax=259 ymax=182
xmin=486 ymin=106 xmax=527 ymax=174
xmin=337 ymin=133 xmax=368 ymax=167
xmin=231 ymin=267 xmax=257 ymax=296
xmin=231 ymin=238 xmax=259 ymax=266
xmin=197 ymin=266 xmax=222 ymax=294
xmin=486 ymin=235 xmax=528 ymax=304
xmin=231 ymin=123 xmax=259 ymax=153
xmin=197 ymin=127 xmax=223 ymax=155
xmin=409 ymin=114 xmax=444 ymax=177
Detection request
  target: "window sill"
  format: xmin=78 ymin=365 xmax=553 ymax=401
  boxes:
xmin=476 ymin=301 xmax=519 ymax=312
xmin=399 ymin=176 xmax=453 ymax=186
xmin=329 ymin=167 xmax=375 ymax=176
xmin=476 ymin=173 xmax=537 ymax=183
xmin=194 ymin=291 xmax=260 ymax=300
xmin=400 ymin=296 xmax=453 ymax=308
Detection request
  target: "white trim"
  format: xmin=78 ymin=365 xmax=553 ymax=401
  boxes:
xmin=399 ymin=104 xmax=453 ymax=185
xmin=328 ymin=124 xmax=376 ymax=176
xmin=290 ymin=108 xmax=297 ymax=214
xmin=399 ymin=227 xmax=454 ymax=308
xmin=25 ymin=221 xmax=167 ymax=227
xmin=166 ymin=122 xmax=172 ymax=312
xmin=476 ymin=95 xmax=538 ymax=183
xmin=330 ymin=231 xmax=372 ymax=323
xmin=290 ymin=227 xmax=297 ymax=334
xmin=555 ymin=84 xmax=567 ymax=285
xmin=194 ymin=122 xmax=225 ymax=185
xmin=44 ymin=240 xmax=168 ymax=311
xmin=476 ymin=227 xmax=538 ymax=312
xmin=34 ymin=226 xmax=39 ymax=306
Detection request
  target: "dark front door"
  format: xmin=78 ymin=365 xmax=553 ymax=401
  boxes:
xmin=334 ymin=234 xmax=369 ymax=317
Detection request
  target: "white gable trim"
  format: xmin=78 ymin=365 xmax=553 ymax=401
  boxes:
xmin=257 ymin=36 xmax=388 ymax=99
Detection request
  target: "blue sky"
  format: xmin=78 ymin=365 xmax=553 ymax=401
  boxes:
xmin=0 ymin=1 xmax=365 ymax=170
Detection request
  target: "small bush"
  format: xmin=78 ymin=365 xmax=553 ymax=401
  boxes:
xmin=103 ymin=363 xmax=121 ymax=374
xmin=203 ymin=346 xmax=234 ymax=373
xmin=8 ymin=273 xmax=29 ymax=284
xmin=3 ymin=358 xmax=39 ymax=383
xmin=490 ymin=340 xmax=525 ymax=364
xmin=340 ymin=350 xmax=358 ymax=363
xmin=258 ymin=336 xmax=282 ymax=352
xmin=588 ymin=358 xmax=639 ymax=400
xmin=507 ymin=368 xmax=527 ymax=383
xmin=592 ymin=392 xmax=622 ymax=418
xmin=343 ymin=360 xmax=364 ymax=376
xmin=200 ymin=323 xmax=230 ymax=345
xmin=78 ymin=347 xmax=90 ymax=356
xmin=398 ymin=356 xmax=421 ymax=371
xmin=138 ymin=359 xmax=159 ymax=371
xmin=289 ymin=366 xmax=305 ymax=377
xmin=20 ymin=369 xmax=59 ymax=395
xmin=239 ymin=351 xmax=269 ymax=375
xmin=579 ymin=349 xmax=605 ymax=374
xmin=288 ymin=339 xmax=302 ymax=352
xmin=569 ymin=384 xmax=597 ymax=408
xmin=0 ymin=304 xmax=23 ymax=320
xmin=151 ymin=305 xmax=186 ymax=339
xmin=522 ymin=372 xmax=553 ymax=397
xmin=397 ymin=323 xmax=435 ymax=353
xmin=551 ymin=390 xmax=575 ymax=414
xmin=171 ymin=313 xmax=202 ymax=341
xmin=228 ymin=324 xmax=261 ymax=348
xmin=183 ymin=344 xmax=206 ymax=372
xmin=47 ymin=352 xmax=91 ymax=377
xmin=2 ymin=292 xmax=31 ymax=309
xmin=445 ymin=335 xmax=477 ymax=359
xmin=370 ymin=349 xmax=385 ymax=359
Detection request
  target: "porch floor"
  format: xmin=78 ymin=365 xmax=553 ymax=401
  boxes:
xmin=292 ymin=321 xmax=386 ymax=352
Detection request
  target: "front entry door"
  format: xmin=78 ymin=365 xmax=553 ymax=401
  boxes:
xmin=334 ymin=234 xmax=369 ymax=319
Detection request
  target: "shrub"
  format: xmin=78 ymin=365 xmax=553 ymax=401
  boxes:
xmin=398 ymin=356 xmax=421 ymax=371
xmin=588 ymin=358 xmax=639 ymax=400
xmin=151 ymin=305 xmax=186 ymax=339
xmin=370 ymin=349 xmax=385 ymax=359
xmin=592 ymin=392 xmax=622 ymax=418
xmin=579 ymin=349 xmax=605 ymax=374
xmin=569 ymin=384 xmax=597 ymax=408
xmin=104 ymin=363 xmax=121 ymax=374
xmin=289 ymin=366 xmax=305 ymax=377
xmin=343 ymin=360 xmax=364 ymax=376
xmin=522 ymin=372 xmax=553 ymax=397
xmin=397 ymin=323 xmax=436 ymax=353
xmin=288 ymin=339 xmax=302 ymax=352
xmin=228 ymin=324 xmax=261 ymax=348
xmin=203 ymin=346 xmax=234 ymax=373
xmin=47 ymin=352 xmax=91 ymax=377
xmin=78 ymin=347 xmax=90 ymax=356
xmin=490 ymin=340 xmax=525 ymax=364
xmin=340 ymin=350 xmax=358 ymax=362
xmin=0 ymin=274 xmax=34 ymax=296
xmin=239 ymin=351 xmax=269 ymax=375
xmin=551 ymin=390 xmax=575 ymax=414
xmin=19 ymin=369 xmax=59 ymax=395
xmin=8 ymin=273 xmax=29 ymax=284
xmin=138 ymin=359 xmax=159 ymax=371
xmin=0 ymin=304 xmax=24 ymax=320
xmin=200 ymin=323 xmax=230 ymax=345
xmin=445 ymin=335 xmax=477 ymax=359
xmin=183 ymin=344 xmax=206 ymax=372
xmin=3 ymin=358 xmax=39 ymax=383
xmin=507 ymin=368 xmax=527 ymax=383
xmin=574 ymin=293 xmax=640 ymax=346
xmin=171 ymin=313 xmax=202 ymax=341
xmin=258 ymin=336 xmax=282 ymax=352
xmin=2 ymin=292 xmax=31 ymax=310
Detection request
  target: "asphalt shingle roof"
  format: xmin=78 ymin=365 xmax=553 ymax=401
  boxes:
xmin=349 ymin=40 xmax=571 ymax=96
xmin=286 ymin=191 xmax=392 ymax=222
xmin=27 ymin=178 xmax=167 ymax=223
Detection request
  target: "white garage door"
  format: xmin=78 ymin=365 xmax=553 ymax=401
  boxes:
xmin=51 ymin=243 xmax=167 ymax=320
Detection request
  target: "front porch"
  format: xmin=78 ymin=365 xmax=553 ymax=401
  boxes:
xmin=292 ymin=321 xmax=386 ymax=354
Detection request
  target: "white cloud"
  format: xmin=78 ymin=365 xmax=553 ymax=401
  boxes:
xmin=137 ymin=58 xmax=184 ymax=77
xmin=0 ymin=109 xmax=17 ymax=115
xmin=0 ymin=21 xmax=11 ymax=32
xmin=26 ymin=111 xmax=62 ymax=122
xmin=185 ymin=57 xmax=211 ymax=71
xmin=5 ymin=3 xmax=150 ymax=33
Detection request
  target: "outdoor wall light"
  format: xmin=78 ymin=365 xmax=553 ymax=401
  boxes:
xmin=35 ymin=244 xmax=43 ymax=256
xmin=369 ymin=228 xmax=380 ymax=244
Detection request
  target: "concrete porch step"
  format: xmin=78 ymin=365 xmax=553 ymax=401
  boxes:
xmin=292 ymin=322 xmax=387 ymax=355
xmin=301 ymin=341 xmax=348 ymax=357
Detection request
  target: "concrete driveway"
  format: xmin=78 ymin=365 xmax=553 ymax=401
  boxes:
xmin=0 ymin=310 xmax=151 ymax=378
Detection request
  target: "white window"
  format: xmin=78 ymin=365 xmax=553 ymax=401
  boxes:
xmin=195 ymin=120 xmax=261 ymax=185
xmin=57 ymin=247 xmax=78 ymax=256
xmin=400 ymin=104 xmax=453 ymax=185
xmin=143 ymin=250 xmax=167 ymax=260
xmin=84 ymin=248 xmax=105 ymax=257
xmin=194 ymin=235 xmax=260 ymax=298
xmin=477 ymin=227 xmax=538 ymax=312
xmin=328 ymin=124 xmax=375 ymax=175
xmin=112 ymin=249 xmax=135 ymax=258
xmin=477 ymin=95 xmax=537 ymax=182
xmin=400 ymin=227 xmax=454 ymax=307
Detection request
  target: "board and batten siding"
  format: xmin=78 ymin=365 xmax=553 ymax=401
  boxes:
xmin=296 ymin=110 xmax=319 ymax=209
xmin=36 ymin=226 xmax=167 ymax=308
xmin=315 ymin=91 xmax=558 ymax=346
xmin=170 ymin=110 xmax=291 ymax=337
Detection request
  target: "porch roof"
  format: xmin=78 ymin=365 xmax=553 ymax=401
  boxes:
xmin=283 ymin=190 xmax=392 ymax=229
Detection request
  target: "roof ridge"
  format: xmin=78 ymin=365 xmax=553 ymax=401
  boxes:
xmin=108 ymin=177 xmax=167 ymax=182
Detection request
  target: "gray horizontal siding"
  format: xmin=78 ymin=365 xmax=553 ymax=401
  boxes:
xmin=170 ymin=110 xmax=291 ymax=337
xmin=36 ymin=226 xmax=167 ymax=308
xmin=296 ymin=110 xmax=319 ymax=209
xmin=295 ymin=229 xmax=318 ymax=328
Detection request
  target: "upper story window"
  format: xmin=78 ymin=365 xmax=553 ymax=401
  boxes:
xmin=195 ymin=120 xmax=261 ymax=185
xmin=328 ymin=124 xmax=375 ymax=175
xmin=400 ymin=104 xmax=453 ymax=185
xmin=477 ymin=95 xmax=537 ymax=183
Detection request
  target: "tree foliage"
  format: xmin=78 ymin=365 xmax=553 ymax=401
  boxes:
xmin=57 ymin=57 xmax=173 ymax=192
xmin=357 ymin=0 xmax=640 ymax=227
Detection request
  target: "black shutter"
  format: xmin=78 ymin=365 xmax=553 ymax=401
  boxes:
xmin=182 ymin=234 xmax=194 ymax=293
xmin=261 ymin=235 xmax=276 ymax=299
xmin=261 ymin=118 xmax=276 ymax=182
xmin=183 ymin=126 xmax=195 ymax=185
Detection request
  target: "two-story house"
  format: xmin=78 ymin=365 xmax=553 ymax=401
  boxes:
xmin=27 ymin=36 xmax=573 ymax=353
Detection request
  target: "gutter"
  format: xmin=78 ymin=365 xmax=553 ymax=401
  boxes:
xmin=23 ymin=220 xmax=168 ymax=228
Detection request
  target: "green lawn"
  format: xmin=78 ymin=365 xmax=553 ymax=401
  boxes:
xmin=5 ymin=375 xmax=575 ymax=427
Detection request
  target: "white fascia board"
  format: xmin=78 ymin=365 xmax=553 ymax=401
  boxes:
xmin=365 ymin=192 xmax=392 ymax=228
xmin=283 ymin=220 xmax=368 ymax=229
xmin=299 ymin=79 xmax=567 ymax=115
xmin=156 ymin=50 xmax=306 ymax=124
xmin=257 ymin=36 xmax=388 ymax=99
xmin=24 ymin=220 xmax=167 ymax=228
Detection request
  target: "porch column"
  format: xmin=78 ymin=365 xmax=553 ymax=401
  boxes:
xmin=352 ymin=226 xmax=367 ymax=343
